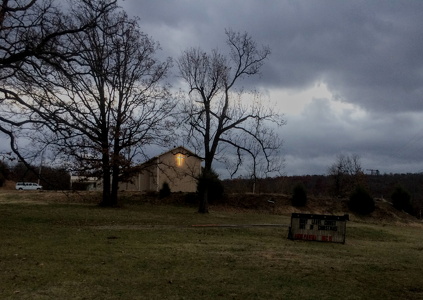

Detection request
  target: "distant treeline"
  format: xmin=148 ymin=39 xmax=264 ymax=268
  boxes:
xmin=0 ymin=162 xmax=70 ymax=190
xmin=222 ymin=173 xmax=423 ymax=217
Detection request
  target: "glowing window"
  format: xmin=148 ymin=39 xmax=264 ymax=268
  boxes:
xmin=176 ymin=153 xmax=185 ymax=167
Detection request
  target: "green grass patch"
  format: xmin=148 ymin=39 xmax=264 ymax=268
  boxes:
xmin=0 ymin=202 xmax=422 ymax=299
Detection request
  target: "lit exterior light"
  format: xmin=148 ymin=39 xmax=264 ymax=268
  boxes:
xmin=176 ymin=153 xmax=185 ymax=167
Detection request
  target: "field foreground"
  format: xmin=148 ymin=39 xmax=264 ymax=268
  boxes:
xmin=0 ymin=191 xmax=422 ymax=299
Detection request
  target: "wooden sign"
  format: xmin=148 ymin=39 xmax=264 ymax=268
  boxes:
xmin=288 ymin=213 xmax=348 ymax=244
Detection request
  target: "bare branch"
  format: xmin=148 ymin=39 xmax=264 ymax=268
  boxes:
xmin=0 ymin=0 xmax=173 ymax=206
xmin=178 ymin=30 xmax=283 ymax=212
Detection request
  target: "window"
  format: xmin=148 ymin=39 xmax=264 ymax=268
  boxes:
xmin=176 ymin=153 xmax=185 ymax=167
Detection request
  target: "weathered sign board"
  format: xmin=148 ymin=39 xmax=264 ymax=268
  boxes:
xmin=288 ymin=213 xmax=349 ymax=244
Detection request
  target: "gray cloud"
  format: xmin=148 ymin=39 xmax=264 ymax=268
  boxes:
xmin=283 ymin=98 xmax=423 ymax=175
xmin=121 ymin=0 xmax=423 ymax=111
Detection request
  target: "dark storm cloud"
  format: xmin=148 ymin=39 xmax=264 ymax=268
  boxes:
xmin=121 ymin=0 xmax=423 ymax=113
xmin=255 ymin=1 xmax=423 ymax=113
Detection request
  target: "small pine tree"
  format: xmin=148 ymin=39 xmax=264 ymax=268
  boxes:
xmin=292 ymin=183 xmax=307 ymax=207
xmin=391 ymin=186 xmax=413 ymax=214
xmin=348 ymin=186 xmax=375 ymax=215
xmin=159 ymin=182 xmax=171 ymax=198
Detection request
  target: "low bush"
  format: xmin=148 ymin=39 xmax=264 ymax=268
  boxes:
xmin=0 ymin=161 xmax=9 ymax=187
xmin=348 ymin=186 xmax=375 ymax=215
xmin=197 ymin=169 xmax=224 ymax=204
xmin=0 ymin=173 xmax=5 ymax=188
xmin=391 ymin=185 xmax=413 ymax=214
xmin=184 ymin=192 xmax=199 ymax=205
xmin=159 ymin=182 xmax=171 ymax=198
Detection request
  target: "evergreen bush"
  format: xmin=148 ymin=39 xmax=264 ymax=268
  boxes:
xmin=391 ymin=185 xmax=413 ymax=214
xmin=159 ymin=182 xmax=171 ymax=198
xmin=0 ymin=161 xmax=9 ymax=187
xmin=348 ymin=186 xmax=375 ymax=215
xmin=291 ymin=183 xmax=307 ymax=207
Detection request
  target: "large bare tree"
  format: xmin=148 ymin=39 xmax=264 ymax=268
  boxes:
xmin=178 ymin=30 xmax=284 ymax=213
xmin=0 ymin=0 xmax=116 ymax=170
xmin=1 ymin=0 xmax=174 ymax=206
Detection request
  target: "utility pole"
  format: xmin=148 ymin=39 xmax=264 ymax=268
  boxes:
xmin=38 ymin=151 xmax=44 ymax=185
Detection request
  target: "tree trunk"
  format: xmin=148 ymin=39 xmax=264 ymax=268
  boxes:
xmin=99 ymin=150 xmax=112 ymax=207
xmin=110 ymin=163 xmax=119 ymax=207
xmin=198 ymin=184 xmax=209 ymax=213
xmin=100 ymin=168 xmax=112 ymax=206
xmin=198 ymin=165 xmax=212 ymax=213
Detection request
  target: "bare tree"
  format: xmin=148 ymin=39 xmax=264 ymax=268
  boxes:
xmin=1 ymin=1 xmax=174 ymax=206
xmin=0 ymin=0 xmax=116 ymax=175
xmin=178 ymin=30 xmax=284 ymax=213
xmin=328 ymin=154 xmax=364 ymax=197
xmin=223 ymin=113 xmax=284 ymax=193
xmin=242 ymin=126 xmax=284 ymax=194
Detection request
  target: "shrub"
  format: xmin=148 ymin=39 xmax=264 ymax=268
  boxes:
xmin=159 ymin=182 xmax=171 ymax=198
xmin=184 ymin=193 xmax=199 ymax=205
xmin=197 ymin=169 xmax=224 ymax=204
xmin=348 ymin=186 xmax=375 ymax=215
xmin=391 ymin=186 xmax=413 ymax=214
xmin=291 ymin=183 xmax=307 ymax=207
xmin=0 ymin=161 xmax=9 ymax=187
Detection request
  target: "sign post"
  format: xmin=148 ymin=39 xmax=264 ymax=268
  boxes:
xmin=288 ymin=213 xmax=349 ymax=244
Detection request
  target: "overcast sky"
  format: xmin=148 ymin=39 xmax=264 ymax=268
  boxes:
xmin=118 ymin=0 xmax=423 ymax=176
xmin=3 ymin=0 xmax=423 ymax=177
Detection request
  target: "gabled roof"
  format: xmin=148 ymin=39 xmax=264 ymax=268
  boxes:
xmin=163 ymin=146 xmax=202 ymax=159
xmin=140 ymin=146 xmax=202 ymax=166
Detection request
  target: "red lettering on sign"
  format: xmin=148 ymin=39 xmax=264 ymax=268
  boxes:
xmin=294 ymin=234 xmax=317 ymax=241
xmin=321 ymin=235 xmax=333 ymax=242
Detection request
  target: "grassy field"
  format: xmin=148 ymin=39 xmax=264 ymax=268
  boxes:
xmin=0 ymin=192 xmax=422 ymax=299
